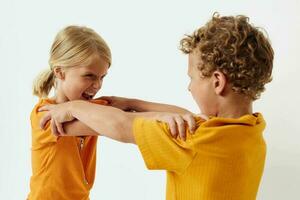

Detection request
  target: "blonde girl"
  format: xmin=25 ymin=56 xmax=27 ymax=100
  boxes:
xmin=27 ymin=25 xmax=111 ymax=200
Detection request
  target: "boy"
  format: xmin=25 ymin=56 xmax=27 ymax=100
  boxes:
xmin=39 ymin=14 xmax=273 ymax=199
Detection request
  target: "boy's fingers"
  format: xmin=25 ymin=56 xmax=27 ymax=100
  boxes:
xmin=38 ymin=105 xmax=50 ymax=112
xmin=55 ymin=120 xmax=65 ymax=135
xmin=184 ymin=114 xmax=196 ymax=133
xmin=175 ymin=116 xmax=186 ymax=141
xmin=40 ymin=113 xmax=51 ymax=129
xmin=51 ymin=119 xmax=59 ymax=136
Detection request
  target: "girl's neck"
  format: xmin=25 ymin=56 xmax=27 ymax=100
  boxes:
xmin=50 ymin=91 xmax=69 ymax=104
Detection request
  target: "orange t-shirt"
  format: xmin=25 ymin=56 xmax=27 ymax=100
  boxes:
xmin=27 ymin=98 xmax=108 ymax=200
xmin=133 ymin=113 xmax=266 ymax=200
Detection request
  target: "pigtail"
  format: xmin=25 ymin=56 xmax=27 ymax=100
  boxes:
xmin=32 ymin=68 xmax=55 ymax=98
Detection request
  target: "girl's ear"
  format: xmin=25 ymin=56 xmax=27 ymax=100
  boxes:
xmin=53 ymin=67 xmax=65 ymax=80
xmin=212 ymin=71 xmax=227 ymax=95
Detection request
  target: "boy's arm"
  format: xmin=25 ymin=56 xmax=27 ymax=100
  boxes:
xmin=131 ymin=99 xmax=191 ymax=114
xmin=69 ymin=101 xmax=136 ymax=143
xmin=99 ymin=96 xmax=192 ymax=114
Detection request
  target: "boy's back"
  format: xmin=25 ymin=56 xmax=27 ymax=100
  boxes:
xmin=133 ymin=113 xmax=266 ymax=200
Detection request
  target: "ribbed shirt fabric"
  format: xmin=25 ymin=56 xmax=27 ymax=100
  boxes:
xmin=133 ymin=113 xmax=266 ymax=200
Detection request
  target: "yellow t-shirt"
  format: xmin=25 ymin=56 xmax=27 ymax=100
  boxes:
xmin=133 ymin=113 xmax=266 ymax=200
xmin=27 ymin=98 xmax=108 ymax=200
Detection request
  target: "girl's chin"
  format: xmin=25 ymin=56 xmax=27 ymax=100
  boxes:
xmin=65 ymin=95 xmax=92 ymax=101
xmin=66 ymin=97 xmax=86 ymax=101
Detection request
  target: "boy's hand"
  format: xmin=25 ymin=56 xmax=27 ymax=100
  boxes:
xmin=38 ymin=102 xmax=75 ymax=136
xmin=153 ymin=113 xmax=205 ymax=141
xmin=97 ymin=96 xmax=133 ymax=111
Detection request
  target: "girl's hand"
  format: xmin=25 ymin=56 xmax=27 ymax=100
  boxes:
xmin=153 ymin=113 xmax=208 ymax=141
xmin=38 ymin=103 xmax=75 ymax=136
xmin=97 ymin=96 xmax=133 ymax=111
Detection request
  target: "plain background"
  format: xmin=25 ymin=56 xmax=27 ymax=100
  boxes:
xmin=0 ymin=0 xmax=299 ymax=199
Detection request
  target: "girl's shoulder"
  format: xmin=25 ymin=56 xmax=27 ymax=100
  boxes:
xmin=30 ymin=98 xmax=55 ymax=123
xmin=30 ymin=98 xmax=58 ymax=148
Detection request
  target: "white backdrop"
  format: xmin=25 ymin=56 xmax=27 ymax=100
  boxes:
xmin=0 ymin=0 xmax=299 ymax=199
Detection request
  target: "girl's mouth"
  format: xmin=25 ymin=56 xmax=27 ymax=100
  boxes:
xmin=82 ymin=92 xmax=95 ymax=100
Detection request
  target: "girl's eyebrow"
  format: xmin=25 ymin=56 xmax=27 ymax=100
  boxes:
xmin=82 ymin=72 xmax=96 ymax=76
xmin=83 ymin=72 xmax=107 ymax=79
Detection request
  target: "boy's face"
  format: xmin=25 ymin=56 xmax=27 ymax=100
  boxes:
xmin=56 ymin=54 xmax=109 ymax=102
xmin=188 ymin=51 xmax=217 ymax=116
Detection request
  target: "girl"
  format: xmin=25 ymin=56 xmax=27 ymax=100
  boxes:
xmin=28 ymin=25 xmax=194 ymax=200
xmin=27 ymin=25 xmax=112 ymax=200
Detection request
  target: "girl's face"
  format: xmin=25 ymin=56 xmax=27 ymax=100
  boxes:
xmin=55 ymin=54 xmax=109 ymax=102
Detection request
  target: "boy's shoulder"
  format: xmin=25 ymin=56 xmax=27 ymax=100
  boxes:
xmin=200 ymin=113 xmax=265 ymax=127
xmin=193 ymin=113 xmax=266 ymax=142
xmin=190 ymin=113 xmax=266 ymax=155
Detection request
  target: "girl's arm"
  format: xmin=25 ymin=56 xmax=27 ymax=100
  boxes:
xmin=63 ymin=120 xmax=99 ymax=136
xmin=99 ymin=96 xmax=192 ymax=114
xmin=39 ymin=101 xmax=197 ymax=143
xmin=47 ymin=99 xmax=108 ymax=137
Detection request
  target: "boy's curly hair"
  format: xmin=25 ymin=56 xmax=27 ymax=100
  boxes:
xmin=180 ymin=13 xmax=274 ymax=100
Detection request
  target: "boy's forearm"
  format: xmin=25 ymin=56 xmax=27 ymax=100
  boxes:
xmin=69 ymin=100 xmax=136 ymax=143
xmin=128 ymin=99 xmax=191 ymax=114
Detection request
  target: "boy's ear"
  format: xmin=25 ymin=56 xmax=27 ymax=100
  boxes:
xmin=53 ymin=67 xmax=65 ymax=80
xmin=212 ymin=71 xmax=226 ymax=95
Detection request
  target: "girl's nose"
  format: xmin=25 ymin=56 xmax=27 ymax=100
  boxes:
xmin=188 ymin=82 xmax=191 ymax=92
xmin=93 ymin=79 xmax=102 ymax=90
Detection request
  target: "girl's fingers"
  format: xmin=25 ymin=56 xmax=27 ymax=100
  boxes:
xmin=175 ymin=116 xmax=186 ymax=141
xmin=168 ymin=119 xmax=178 ymax=138
xmin=40 ymin=113 xmax=52 ymax=129
xmin=98 ymin=96 xmax=111 ymax=100
xmin=183 ymin=114 xmax=196 ymax=134
xmin=97 ymin=96 xmax=113 ymax=104
xmin=197 ymin=113 xmax=209 ymax=120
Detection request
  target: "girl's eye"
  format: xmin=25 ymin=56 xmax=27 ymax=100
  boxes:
xmin=100 ymin=74 xmax=106 ymax=80
xmin=83 ymin=73 xmax=106 ymax=81
xmin=84 ymin=74 xmax=96 ymax=79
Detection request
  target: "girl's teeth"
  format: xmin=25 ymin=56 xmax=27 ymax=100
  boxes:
xmin=82 ymin=93 xmax=92 ymax=100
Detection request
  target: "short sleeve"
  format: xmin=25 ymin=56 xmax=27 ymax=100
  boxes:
xmin=133 ymin=117 xmax=196 ymax=174
xmin=30 ymin=103 xmax=58 ymax=150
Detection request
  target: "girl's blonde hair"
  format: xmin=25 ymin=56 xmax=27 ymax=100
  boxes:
xmin=33 ymin=25 xmax=112 ymax=98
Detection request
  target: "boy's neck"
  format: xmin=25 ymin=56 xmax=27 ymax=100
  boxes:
xmin=216 ymin=95 xmax=253 ymax=118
